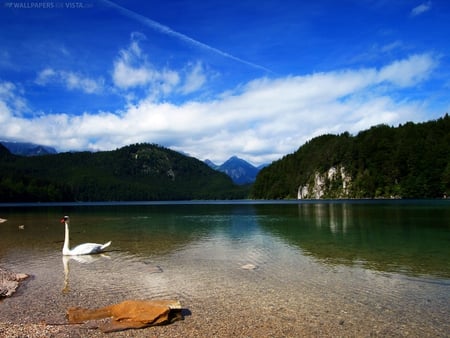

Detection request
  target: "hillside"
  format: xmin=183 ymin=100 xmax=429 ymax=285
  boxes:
xmin=0 ymin=143 xmax=248 ymax=202
xmin=251 ymin=115 xmax=450 ymax=199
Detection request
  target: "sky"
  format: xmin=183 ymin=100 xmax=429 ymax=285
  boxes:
xmin=0 ymin=0 xmax=449 ymax=166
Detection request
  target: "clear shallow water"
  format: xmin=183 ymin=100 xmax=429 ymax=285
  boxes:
xmin=0 ymin=200 xmax=449 ymax=335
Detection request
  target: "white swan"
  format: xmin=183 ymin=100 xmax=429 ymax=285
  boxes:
xmin=61 ymin=216 xmax=111 ymax=256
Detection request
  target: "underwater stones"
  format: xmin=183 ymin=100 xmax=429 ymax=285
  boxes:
xmin=241 ymin=263 xmax=258 ymax=270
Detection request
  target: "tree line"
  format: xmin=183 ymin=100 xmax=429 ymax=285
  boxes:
xmin=0 ymin=143 xmax=249 ymax=202
xmin=251 ymin=115 xmax=450 ymax=199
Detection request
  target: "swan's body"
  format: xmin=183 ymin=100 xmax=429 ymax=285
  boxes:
xmin=61 ymin=216 xmax=111 ymax=256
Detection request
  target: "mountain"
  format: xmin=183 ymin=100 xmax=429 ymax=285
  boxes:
xmin=0 ymin=143 xmax=249 ymax=202
xmin=204 ymin=159 xmax=219 ymax=170
xmin=251 ymin=115 xmax=450 ymax=199
xmin=257 ymin=163 xmax=270 ymax=170
xmin=206 ymin=156 xmax=262 ymax=185
xmin=0 ymin=141 xmax=57 ymax=156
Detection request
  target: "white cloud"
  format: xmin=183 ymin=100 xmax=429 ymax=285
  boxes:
xmin=410 ymin=1 xmax=432 ymax=17
xmin=64 ymin=72 xmax=103 ymax=93
xmin=160 ymin=69 xmax=181 ymax=94
xmin=35 ymin=68 xmax=103 ymax=94
xmin=112 ymin=36 xmax=182 ymax=94
xmin=112 ymin=35 xmax=209 ymax=98
xmin=1 ymin=53 xmax=439 ymax=165
xmin=180 ymin=62 xmax=207 ymax=94
xmin=380 ymin=40 xmax=403 ymax=53
xmin=35 ymin=68 xmax=57 ymax=85
xmin=0 ymin=81 xmax=28 ymax=119
xmin=112 ymin=40 xmax=156 ymax=89
xmin=377 ymin=53 xmax=436 ymax=86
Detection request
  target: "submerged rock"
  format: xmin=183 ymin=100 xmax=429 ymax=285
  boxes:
xmin=0 ymin=267 xmax=29 ymax=298
xmin=241 ymin=263 xmax=258 ymax=270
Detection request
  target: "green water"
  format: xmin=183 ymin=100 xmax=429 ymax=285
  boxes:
xmin=1 ymin=200 xmax=449 ymax=277
xmin=258 ymin=200 xmax=450 ymax=278
xmin=0 ymin=200 xmax=449 ymax=335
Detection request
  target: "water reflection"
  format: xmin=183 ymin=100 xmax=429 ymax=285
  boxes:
xmin=62 ymin=254 xmax=110 ymax=293
xmin=1 ymin=201 xmax=449 ymax=280
xmin=308 ymin=203 xmax=350 ymax=234
xmin=257 ymin=202 xmax=450 ymax=278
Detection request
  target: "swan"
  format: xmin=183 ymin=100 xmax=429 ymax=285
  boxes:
xmin=61 ymin=216 xmax=111 ymax=256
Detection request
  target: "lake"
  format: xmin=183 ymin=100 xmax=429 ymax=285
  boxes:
xmin=0 ymin=200 xmax=449 ymax=336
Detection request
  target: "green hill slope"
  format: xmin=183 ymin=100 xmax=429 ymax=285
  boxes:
xmin=0 ymin=143 xmax=248 ymax=202
xmin=251 ymin=115 xmax=450 ymax=199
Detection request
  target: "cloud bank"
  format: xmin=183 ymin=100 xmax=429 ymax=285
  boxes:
xmin=0 ymin=53 xmax=438 ymax=165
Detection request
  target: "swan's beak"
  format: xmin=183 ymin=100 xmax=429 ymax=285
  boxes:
xmin=60 ymin=218 xmax=65 ymax=223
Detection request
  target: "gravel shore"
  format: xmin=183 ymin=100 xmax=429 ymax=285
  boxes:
xmin=0 ymin=298 xmax=327 ymax=338
xmin=2 ymin=289 xmax=448 ymax=338
xmin=1 ymin=264 xmax=449 ymax=338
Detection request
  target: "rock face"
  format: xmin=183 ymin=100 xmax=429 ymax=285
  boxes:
xmin=298 ymin=166 xmax=351 ymax=199
xmin=0 ymin=267 xmax=29 ymax=298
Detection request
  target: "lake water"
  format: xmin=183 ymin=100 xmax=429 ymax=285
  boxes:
xmin=0 ymin=200 xmax=449 ymax=336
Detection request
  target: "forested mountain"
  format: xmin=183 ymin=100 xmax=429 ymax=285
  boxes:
xmin=251 ymin=115 xmax=450 ymax=199
xmin=0 ymin=143 xmax=248 ymax=202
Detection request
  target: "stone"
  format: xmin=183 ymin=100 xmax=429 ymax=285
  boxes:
xmin=0 ymin=267 xmax=29 ymax=298
xmin=241 ymin=263 xmax=257 ymax=270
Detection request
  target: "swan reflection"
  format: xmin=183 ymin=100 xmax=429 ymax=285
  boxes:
xmin=62 ymin=254 xmax=110 ymax=293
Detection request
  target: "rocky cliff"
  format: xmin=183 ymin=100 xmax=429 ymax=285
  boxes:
xmin=298 ymin=166 xmax=351 ymax=199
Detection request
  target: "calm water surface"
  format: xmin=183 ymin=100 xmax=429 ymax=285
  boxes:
xmin=0 ymin=200 xmax=449 ymax=335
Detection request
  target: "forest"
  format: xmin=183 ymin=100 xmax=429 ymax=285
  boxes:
xmin=0 ymin=143 xmax=249 ymax=202
xmin=1 ymin=116 xmax=449 ymax=202
xmin=251 ymin=115 xmax=450 ymax=199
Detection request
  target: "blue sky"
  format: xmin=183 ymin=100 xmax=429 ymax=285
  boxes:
xmin=0 ymin=0 xmax=449 ymax=165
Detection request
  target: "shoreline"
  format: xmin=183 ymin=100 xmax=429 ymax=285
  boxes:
xmin=1 ymin=289 xmax=449 ymax=338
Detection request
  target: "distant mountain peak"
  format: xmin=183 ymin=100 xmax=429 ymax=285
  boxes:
xmin=205 ymin=156 xmax=266 ymax=185
xmin=0 ymin=141 xmax=57 ymax=156
xmin=204 ymin=159 xmax=218 ymax=169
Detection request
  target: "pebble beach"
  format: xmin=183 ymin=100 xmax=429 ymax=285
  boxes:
xmin=1 ymin=271 xmax=449 ymax=338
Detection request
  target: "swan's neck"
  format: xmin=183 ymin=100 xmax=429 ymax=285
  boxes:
xmin=63 ymin=222 xmax=71 ymax=255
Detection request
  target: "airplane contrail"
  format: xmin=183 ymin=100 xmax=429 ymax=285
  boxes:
xmin=100 ymin=0 xmax=272 ymax=73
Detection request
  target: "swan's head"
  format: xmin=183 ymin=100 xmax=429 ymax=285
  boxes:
xmin=60 ymin=216 xmax=69 ymax=224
